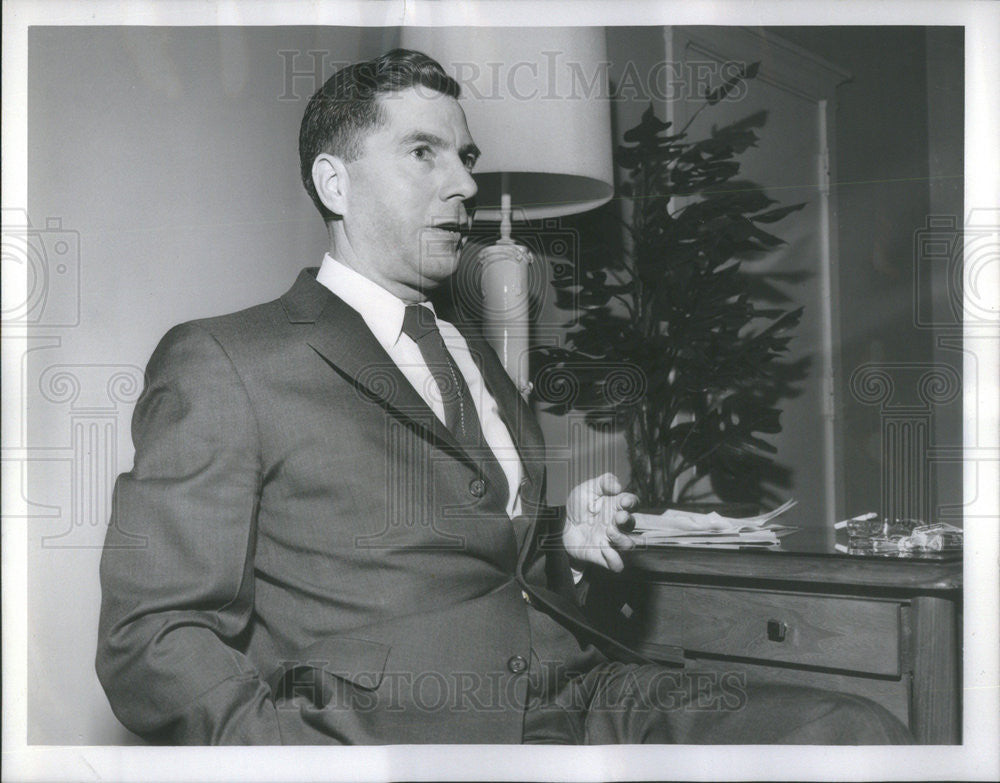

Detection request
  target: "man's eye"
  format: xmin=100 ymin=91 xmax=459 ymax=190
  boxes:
xmin=411 ymin=146 xmax=432 ymax=161
xmin=463 ymin=155 xmax=478 ymax=171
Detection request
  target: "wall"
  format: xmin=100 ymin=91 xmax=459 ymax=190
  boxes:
xmin=924 ymin=27 xmax=965 ymax=502
xmin=776 ymin=27 xmax=964 ymax=522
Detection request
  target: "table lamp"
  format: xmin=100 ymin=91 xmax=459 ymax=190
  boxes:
xmin=400 ymin=27 xmax=615 ymax=395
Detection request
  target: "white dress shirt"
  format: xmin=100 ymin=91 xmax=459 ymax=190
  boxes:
xmin=316 ymin=254 xmax=524 ymax=518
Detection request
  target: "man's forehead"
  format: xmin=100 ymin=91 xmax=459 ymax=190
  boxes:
xmin=376 ymin=87 xmax=471 ymax=141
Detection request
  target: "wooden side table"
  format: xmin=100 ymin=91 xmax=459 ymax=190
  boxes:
xmin=584 ymin=532 xmax=962 ymax=744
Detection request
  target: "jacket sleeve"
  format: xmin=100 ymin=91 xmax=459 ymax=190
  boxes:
xmin=96 ymin=322 xmax=283 ymax=744
xmin=521 ymin=503 xmax=582 ymax=604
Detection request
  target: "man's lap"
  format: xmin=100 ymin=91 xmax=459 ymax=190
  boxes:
xmin=522 ymin=661 xmax=913 ymax=745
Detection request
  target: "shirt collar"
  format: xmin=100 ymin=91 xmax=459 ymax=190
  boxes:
xmin=315 ymin=254 xmax=436 ymax=348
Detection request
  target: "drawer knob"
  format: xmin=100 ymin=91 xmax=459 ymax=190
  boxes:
xmin=766 ymin=619 xmax=787 ymax=642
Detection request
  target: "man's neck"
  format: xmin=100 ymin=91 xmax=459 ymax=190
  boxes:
xmin=325 ymin=245 xmax=427 ymax=304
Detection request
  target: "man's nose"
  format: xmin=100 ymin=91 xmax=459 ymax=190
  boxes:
xmin=444 ymin=158 xmax=478 ymax=202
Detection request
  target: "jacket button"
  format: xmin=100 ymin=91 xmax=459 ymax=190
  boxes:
xmin=518 ymin=477 xmax=531 ymax=496
xmin=469 ymin=478 xmax=486 ymax=497
xmin=507 ymin=655 xmax=528 ymax=674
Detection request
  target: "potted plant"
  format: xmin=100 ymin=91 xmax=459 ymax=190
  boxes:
xmin=533 ymin=66 xmax=809 ymax=511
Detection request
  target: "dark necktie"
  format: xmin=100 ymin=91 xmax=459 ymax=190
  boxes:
xmin=402 ymin=304 xmax=510 ymax=518
xmin=401 ymin=303 xmax=488 ymax=451
xmin=401 ymin=304 xmax=511 ymax=507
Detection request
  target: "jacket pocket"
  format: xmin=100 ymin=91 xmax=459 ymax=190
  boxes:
xmin=270 ymin=636 xmax=391 ymax=706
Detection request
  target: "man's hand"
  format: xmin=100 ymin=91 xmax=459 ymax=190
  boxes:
xmin=563 ymin=473 xmax=639 ymax=573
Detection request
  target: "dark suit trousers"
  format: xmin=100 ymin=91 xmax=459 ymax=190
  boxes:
xmin=519 ymin=604 xmax=912 ymax=744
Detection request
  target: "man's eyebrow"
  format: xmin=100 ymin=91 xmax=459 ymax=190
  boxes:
xmin=400 ymin=130 xmax=446 ymax=148
xmin=400 ymin=130 xmax=481 ymax=160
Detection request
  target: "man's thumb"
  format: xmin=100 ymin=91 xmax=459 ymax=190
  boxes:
xmin=598 ymin=472 xmax=622 ymax=494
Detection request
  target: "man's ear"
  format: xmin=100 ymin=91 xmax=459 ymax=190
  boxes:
xmin=312 ymin=153 xmax=350 ymax=217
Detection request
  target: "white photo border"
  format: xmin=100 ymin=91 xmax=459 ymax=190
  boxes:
xmin=2 ymin=1 xmax=997 ymax=781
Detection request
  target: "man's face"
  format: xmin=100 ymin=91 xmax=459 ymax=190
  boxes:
xmin=338 ymin=86 xmax=479 ymax=300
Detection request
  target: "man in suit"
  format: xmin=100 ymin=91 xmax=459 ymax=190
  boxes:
xmin=97 ymin=48 xmax=911 ymax=745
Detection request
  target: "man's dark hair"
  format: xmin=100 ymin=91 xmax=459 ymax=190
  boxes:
xmin=298 ymin=48 xmax=461 ymax=221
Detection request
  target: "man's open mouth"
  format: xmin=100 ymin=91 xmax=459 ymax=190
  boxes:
xmin=428 ymin=220 xmax=468 ymax=236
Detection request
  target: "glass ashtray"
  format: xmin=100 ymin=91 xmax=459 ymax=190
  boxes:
xmin=839 ymin=517 xmax=963 ymax=556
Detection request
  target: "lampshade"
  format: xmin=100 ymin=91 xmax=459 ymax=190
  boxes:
xmin=399 ymin=27 xmax=614 ymax=220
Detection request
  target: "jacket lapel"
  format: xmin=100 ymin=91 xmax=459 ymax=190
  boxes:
xmin=283 ymin=269 xmax=464 ymax=459
xmin=283 ymin=268 xmax=545 ymax=526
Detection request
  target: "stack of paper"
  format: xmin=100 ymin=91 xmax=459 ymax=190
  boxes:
xmin=630 ymin=500 xmax=799 ymax=548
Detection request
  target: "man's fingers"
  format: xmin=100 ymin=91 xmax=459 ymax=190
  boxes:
xmin=565 ymin=527 xmax=632 ymax=572
xmin=613 ymin=508 xmax=635 ymax=533
xmin=619 ymin=492 xmax=639 ymax=510
xmin=608 ymin=525 xmax=636 ymax=550
xmin=586 ymin=474 xmax=629 ymax=515
xmin=601 ymin=544 xmax=625 ymax=573
xmin=597 ymin=472 xmax=622 ymax=495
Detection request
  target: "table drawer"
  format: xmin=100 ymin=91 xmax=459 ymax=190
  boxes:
xmin=638 ymin=585 xmax=902 ymax=676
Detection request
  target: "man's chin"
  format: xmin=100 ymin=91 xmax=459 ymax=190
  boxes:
xmin=420 ymin=235 xmax=463 ymax=260
xmin=416 ymin=249 xmax=462 ymax=280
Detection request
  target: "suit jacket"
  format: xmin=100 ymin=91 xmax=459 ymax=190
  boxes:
xmin=97 ymin=268 xmax=651 ymax=745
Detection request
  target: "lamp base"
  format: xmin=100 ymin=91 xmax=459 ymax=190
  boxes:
xmin=476 ymin=238 xmax=534 ymax=398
